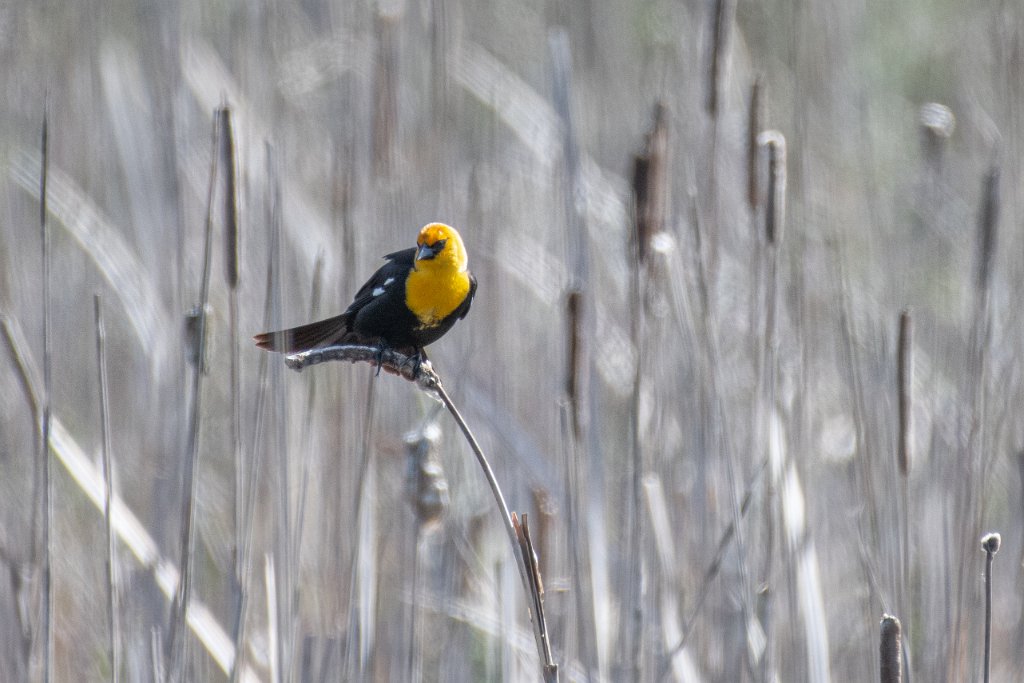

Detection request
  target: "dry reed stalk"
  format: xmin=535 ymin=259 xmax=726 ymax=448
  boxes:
xmin=707 ymin=0 xmax=736 ymax=117
xmin=265 ymin=146 xmax=294 ymax=682
xmin=170 ymin=111 xmax=221 ymax=681
xmin=558 ymin=395 xmax=599 ymax=678
xmin=36 ymin=105 xmax=54 ymax=683
xmin=217 ymin=107 xmax=244 ymax=608
xmin=289 ymin=253 xmax=324 ymax=680
xmin=753 ymin=130 xmax=788 ymax=680
xmin=343 ymin=370 xmax=378 ymax=680
xmin=404 ymin=417 xmax=445 ymax=681
xmin=513 ymin=513 xmax=557 ymax=683
xmin=284 ymin=345 xmax=558 ymax=681
xmin=880 ymin=614 xmax=902 ymax=683
xmin=94 ymin=295 xmax=120 ymax=683
xmin=3 ymin=313 xmax=260 ymax=681
xmin=981 ymin=533 xmax=1000 ymax=683
xmin=151 ymin=630 xmax=164 ymax=681
xmin=658 ymin=459 xmax=766 ymax=677
xmin=952 ymin=164 xmax=1002 ymax=675
xmin=624 ymin=100 xmax=672 ymax=681
xmin=552 ymin=28 xmax=597 ymax=680
xmin=1017 ymin=452 xmax=1024 ymax=671
xmin=231 ymin=166 xmax=283 ymax=681
xmin=747 ymin=77 xmax=764 ymax=210
xmin=895 ymin=310 xmax=912 ymax=678
xmin=265 ymin=556 xmax=280 ymax=683
xmin=373 ymin=10 xmax=399 ymax=175
xmin=428 ymin=0 xmax=451 ymax=126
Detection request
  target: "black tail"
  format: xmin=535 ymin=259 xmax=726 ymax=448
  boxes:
xmin=254 ymin=313 xmax=353 ymax=353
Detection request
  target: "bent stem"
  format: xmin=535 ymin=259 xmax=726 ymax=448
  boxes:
xmin=283 ymin=344 xmax=559 ymax=682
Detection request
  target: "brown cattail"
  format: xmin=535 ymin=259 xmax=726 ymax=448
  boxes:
xmin=981 ymin=532 xmax=1001 ymax=555
xmin=632 ymin=102 xmax=669 ymax=264
xmin=759 ymin=130 xmax=787 ymax=245
xmin=897 ymin=310 xmax=913 ymax=476
xmin=747 ymin=76 xmax=764 ymax=210
xmin=566 ymin=290 xmax=582 ymax=412
xmin=372 ymin=10 xmax=399 ymax=175
xmin=218 ymin=107 xmax=239 ymax=290
xmin=880 ymin=614 xmax=902 ymax=683
xmin=405 ymin=422 xmax=448 ymax=527
xmin=531 ymin=488 xmax=556 ymax=579
xmin=976 ymin=165 xmax=1000 ymax=296
xmin=707 ymin=0 xmax=736 ymax=116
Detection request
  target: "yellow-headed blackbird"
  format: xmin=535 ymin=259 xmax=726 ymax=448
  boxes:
xmin=254 ymin=223 xmax=476 ymax=362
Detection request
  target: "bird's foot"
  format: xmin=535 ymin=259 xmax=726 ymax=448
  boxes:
xmin=373 ymin=342 xmax=390 ymax=377
xmin=397 ymin=348 xmax=427 ymax=378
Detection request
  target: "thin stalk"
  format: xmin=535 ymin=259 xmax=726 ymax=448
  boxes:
xmin=170 ymin=111 xmax=220 ymax=682
xmin=896 ymin=310 xmax=912 ymax=677
xmin=219 ymin=106 xmax=244 ymax=605
xmin=266 ymin=556 xmax=279 ymax=683
xmin=625 ymin=101 xmax=669 ymax=680
xmin=658 ymin=458 xmax=767 ymax=679
xmin=706 ymin=0 xmax=736 ymax=117
xmin=152 ymin=629 xmax=164 ymax=681
xmin=267 ymin=145 xmax=292 ymax=683
xmin=289 ymin=254 xmax=324 ymax=683
xmin=284 ymin=347 xmax=558 ymax=681
xmin=95 ymin=295 xmax=120 ymax=683
xmin=433 ymin=380 xmax=557 ymax=682
xmin=372 ymin=10 xmax=398 ymax=175
xmin=231 ymin=147 xmax=282 ymax=682
xmin=39 ymin=102 xmax=54 ymax=683
xmin=952 ymin=164 xmax=1001 ymax=674
xmin=559 ymin=397 xmax=598 ymax=680
xmin=407 ymin=522 xmax=424 ymax=683
xmin=344 ymin=371 xmax=378 ymax=679
xmin=981 ymin=533 xmax=1000 ymax=683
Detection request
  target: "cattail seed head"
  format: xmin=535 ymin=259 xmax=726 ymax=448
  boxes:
xmin=981 ymin=532 xmax=1001 ymax=555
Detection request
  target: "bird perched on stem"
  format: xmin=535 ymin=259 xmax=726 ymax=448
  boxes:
xmin=255 ymin=222 xmax=476 ymax=368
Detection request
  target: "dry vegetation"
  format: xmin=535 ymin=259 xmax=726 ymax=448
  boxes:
xmin=1 ymin=0 xmax=1023 ymax=681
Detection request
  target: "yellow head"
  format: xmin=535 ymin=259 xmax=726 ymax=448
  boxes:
xmin=415 ymin=223 xmax=468 ymax=272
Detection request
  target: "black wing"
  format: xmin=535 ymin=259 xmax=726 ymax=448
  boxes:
xmin=344 ymin=247 xmax=416 ymax=317
xmin=454 ymin=272 xmax=477 ymax=320
xmin=254 ymin=248 xmax=416 ymax=353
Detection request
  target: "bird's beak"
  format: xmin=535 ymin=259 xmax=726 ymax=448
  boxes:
xmin=416 ymin=239 xmax=445 ymax=261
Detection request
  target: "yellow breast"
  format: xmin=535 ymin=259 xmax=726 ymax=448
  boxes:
xmin=405 ymin=267 xmax=471 ymax=327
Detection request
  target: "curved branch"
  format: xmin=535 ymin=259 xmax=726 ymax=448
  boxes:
xmin=282 ymin=344 xmax=558 ymax=680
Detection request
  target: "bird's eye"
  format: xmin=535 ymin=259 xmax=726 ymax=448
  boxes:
xmin=433 ymin=239 xmax=447 ymax=251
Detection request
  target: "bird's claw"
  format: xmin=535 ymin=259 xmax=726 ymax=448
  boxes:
xmin=374 ymin=343 xmax=388 ymax=377
xmin=395 ymin=349 xmax=426 ymax=378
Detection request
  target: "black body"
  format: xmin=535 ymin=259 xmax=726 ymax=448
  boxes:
xmin=254 ymin=248 xmax=477 ymax=355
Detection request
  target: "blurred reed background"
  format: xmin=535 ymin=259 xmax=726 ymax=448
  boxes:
xmin=1 ymin=0 xmax=1022 ymax=681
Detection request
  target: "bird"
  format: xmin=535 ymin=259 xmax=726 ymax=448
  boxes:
xmin=254 ymin=222 xmax=476 ymax=368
